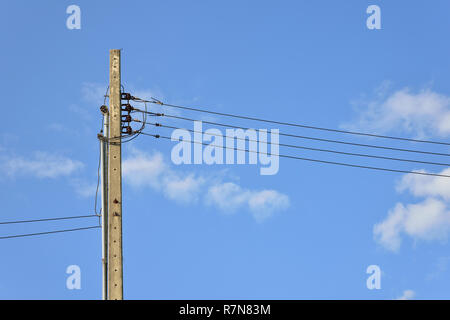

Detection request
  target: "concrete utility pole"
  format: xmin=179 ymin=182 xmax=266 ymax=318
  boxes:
xmin=108 ymin=49 xmax=123 ymax=300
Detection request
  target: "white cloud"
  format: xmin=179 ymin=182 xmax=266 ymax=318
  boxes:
xmin=70 ymin=178 xmax=97 ymax=198
xmin=396 ymin=290 xmax=415 ymax=300
xmin=373 ymin=203 xmax=406 ymax=252
xmin=248 ymin=189 xmax=290 ymax=217
xmin=81 ymin=82 xmax=107 ymax=106
xmin=397 ymin=168 xmax=450 ymax=201
xmin=206 ymin=182 xmax=251 ymax=212
xmin=0 ymin=148 xmax=94 ymax=198
xmin=123 ymin=149 xmax=204 ymax=205
xmin=162 ymin=172 xmax=206 ymax=203
xmin=374 ymin=198 xmax=450 ymax=252
xmin=343 ymin=88 xmax=450 ymax=138
xmin=123 ymin=149 xmax=166 ymax=189
xmin=353 ymin=86 xmax=450 ymax=251
xmin=1 ymin=152 xmax=83 ymax=179
xmin=374 ymin=166 xmax=450 ymax=251
xmin=123 ymin=148 xmax=289 ymax=220
xmin=206 ymin=182 xmax=289 ymax=221
xmin=64 ymin=82 xmax=108 ymax=126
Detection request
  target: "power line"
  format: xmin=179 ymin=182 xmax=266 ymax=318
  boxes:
xmin=133 ymin=108 xmax=450 ymax=157
xmin=0 ymin=214 xmax=99 ymax=225
xmin=140 ymin=132 xmax=450 ymax=178
xmin=139 ymin=121 xmax=450 ymax=167
xmin=0 ymin=226 xmax=100 ymax=240
xmin=132 ymin=96 xmax=450 ymax=146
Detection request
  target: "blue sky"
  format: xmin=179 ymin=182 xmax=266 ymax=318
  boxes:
xmin=1 ymin=0 xmax=450 ymax=299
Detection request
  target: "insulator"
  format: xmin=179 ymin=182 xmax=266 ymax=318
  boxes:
xmin=121 ymin=126 xmax=132 ymax=135
xmin=121 ymin=93 xmax=134 ymax=100
xmin=121 ymin=115 xmax=132 ymax=122
xmin=121 ymin=104 xmax=133 ymax=112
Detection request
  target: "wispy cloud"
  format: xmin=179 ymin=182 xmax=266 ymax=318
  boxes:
xmin=0 ymin=145 xmax=98 ymax=200
xmin=396 ymin=290 xmax=415 ymax=300
xmin=0 ymin=151 xmax=83 ymax=179
xmin=396 ymin=168 xmax=450 ymax=201
xmin=81 ymin=82 xmax=107 ymax=106
xmin=374 ymin=168 xmax=450 ymax=252
xmin=206 ymin=182 xmax=289 ymax=221
xmin=374 ymin=197 xmax=450 ymax=252
xmin=345 ymin=85 xmax=450 ymax=251
xmin=342 ymin=87 xmax=450 ymax=138
xmin=123 ymin=148 xmax=290 ymax=221
xmin=426 ymin=256 xmax=450 ymax=281
xmin=70 ymin=178 xmax=98 ymax=198
xmin=123 ymin=148 xmax=205 ymax=204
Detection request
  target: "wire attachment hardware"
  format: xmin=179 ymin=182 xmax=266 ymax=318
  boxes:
xmin=121 ymin=103 xmax=133 ymax=113
xmin=121 ymin=92 xmax=135 ymax=101
xmin=151 ymin=97 xmax=163 ymax=105
xmin=121 ymin=115 xmax=132 ymax=123
xmin=120 ymin=93 xmax=135 ymax=136
xmin=100 ymin=105 xmax=108 ymax=114
xmin=121 ymin=126 xmax=133 ymax=135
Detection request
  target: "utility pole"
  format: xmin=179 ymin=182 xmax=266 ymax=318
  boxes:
xmin=108 ymin=49 xmax=123 ymax=300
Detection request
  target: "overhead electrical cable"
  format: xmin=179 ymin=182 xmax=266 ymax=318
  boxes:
xmin=132 ymin=97 xmax=450 ymax=146
xmin=139 ymin=132 xmax=450 ymax=178
xmin=132 ymin=109 xmax=450 ymax=157
xmin=138 ymin=121 xmax=450 ymax=167
xmin=0 ymin=226 xmax=100 ymax=240
xmin=0 ymin=214 xmax=99 ymax=225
